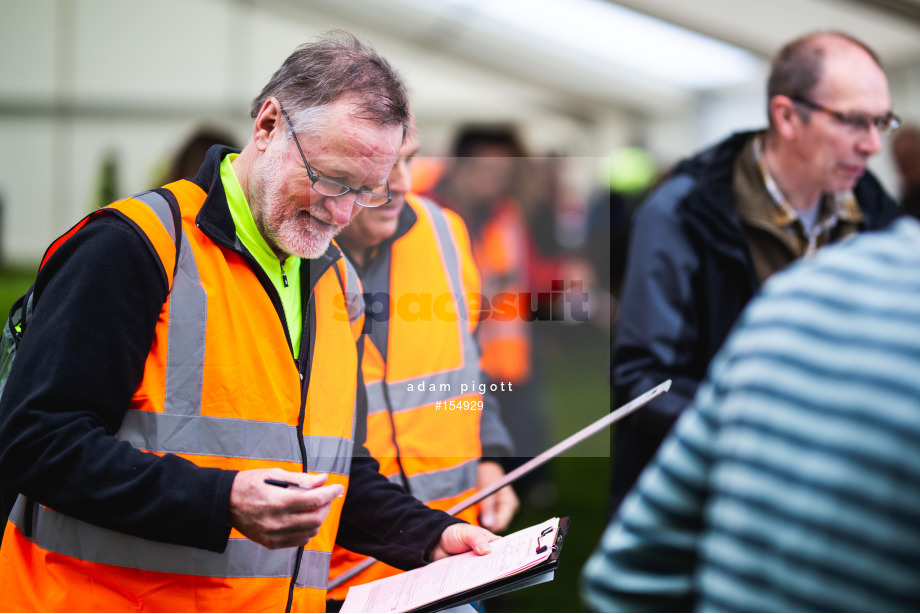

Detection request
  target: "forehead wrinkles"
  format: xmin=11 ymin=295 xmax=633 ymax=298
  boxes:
xmin=308 ymin=119 xmax=400 ymax=185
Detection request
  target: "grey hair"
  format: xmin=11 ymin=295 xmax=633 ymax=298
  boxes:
xmin=277 ymin=104 xmax=335 ymax=144
xmin=250 ymin=29 xmax=410 ymax=138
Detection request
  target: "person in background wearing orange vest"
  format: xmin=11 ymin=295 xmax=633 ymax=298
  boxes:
xmin=0 ymin=31 xmax=496 ymax=612
xmin=424 ymin=127 xmax=552 ymax=501
xmin=328 ymin=123 xmax=519 ymax=606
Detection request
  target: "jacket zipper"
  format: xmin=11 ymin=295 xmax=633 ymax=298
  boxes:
xmin=280 ymin=258 xmax=289 ymax=287
xmin=197 ymin=222 xmax=330 ymax=611
xmin=286 ymin=288 xmax=314 ymax=613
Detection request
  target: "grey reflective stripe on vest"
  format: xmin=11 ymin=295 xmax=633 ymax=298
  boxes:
xmin=118 ymin=409 xmax=352 ymax=475
xmin=118 ymin=410 xmax=300 ymax=460
xmin=163 ymin=237 xmax=207 ymax=417
xmin=133 ymin=191 xmax=176 ymax=243
xmin=372 ymin=199 xmax=482 ymax=413
xmin=296 ymin=550 xmax=333 ymax=589
xmin=306 ymin=434 xmax=354 ymax=476
xmin=365 ymin=381 xmax=386 ymax=416
xmin=368 ymin=372 xmax=480 ymax=416
xmin=422 ymin=198 xmax=469 ymax=322
xmin=386 ymin=458 xmax=478 ymax=503
xmin=165 ymin=218 xmax=207 ymax=417
xmin=8 ymin=496 xmax=331 ymax=583
xmin=129 ymin=191 xmax=208 ymax=418
xmin=421 ymin=200 xmax=481 ymax=390
xmin=384 ymin=369 xmax=478 ymax=413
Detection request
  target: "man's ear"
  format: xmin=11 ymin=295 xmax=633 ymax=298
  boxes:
xmin=769 ymin=95 xmax=801 ymax=140
xmin=252 ymin=97 xmax=282 ymax=152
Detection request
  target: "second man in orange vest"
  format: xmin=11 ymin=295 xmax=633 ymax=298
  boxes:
xmin=330 ymin=124 xmax=519 ymax=602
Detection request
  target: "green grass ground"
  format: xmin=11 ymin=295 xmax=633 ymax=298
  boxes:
xmin=0 ymin=266 xmax=614 ymax=612
xmin=487 ymin=323 xmax=613 ymax=613
xmin=0 ymin=265 xmax=37 ymax=321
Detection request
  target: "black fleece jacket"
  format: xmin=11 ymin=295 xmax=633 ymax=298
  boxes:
xmin=0 ymin=145 xmax=461 ymax=568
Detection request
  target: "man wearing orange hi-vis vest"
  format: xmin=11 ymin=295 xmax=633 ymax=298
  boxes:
xmin=0 ymin=31 xmax=496 ymax=613
xmin=423 ymin=127 xmax=553 ymax=495
xmin=329 ymin=126 xmax=518 ymax=604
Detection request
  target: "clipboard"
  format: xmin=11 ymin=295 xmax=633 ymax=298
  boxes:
xmin=339 ymin=517 xmax=570 ymax=613
xmin=330 ymin=381 xmax=670 ymax=593
xmin=410 ymin=517 xmax=570 ymax=613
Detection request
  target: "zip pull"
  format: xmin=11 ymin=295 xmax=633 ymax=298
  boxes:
xmin=280 ymin=259 xmax=289 ymax=288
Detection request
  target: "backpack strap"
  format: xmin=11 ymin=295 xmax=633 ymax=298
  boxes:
xmin=11 ymin=188 xmax=183 ymax=350
xmin=0 ymin=188 xmax=183 ymax=537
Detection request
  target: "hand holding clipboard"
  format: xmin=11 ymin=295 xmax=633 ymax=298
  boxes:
xmin=340 ymin=517 xmax=570 ymax=613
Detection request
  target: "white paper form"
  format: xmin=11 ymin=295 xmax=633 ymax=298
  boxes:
xmin=340 ymin=517 xmax=560 ymax=613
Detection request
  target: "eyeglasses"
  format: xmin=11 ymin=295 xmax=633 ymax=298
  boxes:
xmin=792 ymin=98 xmax=901 ymax=136
xmin=279 ymin=106 xmax=392 ymax=207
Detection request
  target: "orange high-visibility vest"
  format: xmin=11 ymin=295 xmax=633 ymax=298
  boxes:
xmin=476 ymin=199 xmax=532 ymax=384
xmin=327 ymin=195 xmax=484 ymax=598
xmin=0 ymin=180 xmax=364 ymax=612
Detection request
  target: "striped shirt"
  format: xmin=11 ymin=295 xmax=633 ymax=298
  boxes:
xmin=582 ymin=218 xmax=920 ymax=612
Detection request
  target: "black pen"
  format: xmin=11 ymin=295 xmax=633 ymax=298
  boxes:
xmin=264 ymin=478 xmax=312 ymax=490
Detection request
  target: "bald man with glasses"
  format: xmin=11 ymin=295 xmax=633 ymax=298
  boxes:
xmin=610 ymin=31 xmax=902 ymax=515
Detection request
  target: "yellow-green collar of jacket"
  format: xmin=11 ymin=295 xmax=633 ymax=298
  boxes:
xmin=220 ymin=153 xmax=302 ymax=356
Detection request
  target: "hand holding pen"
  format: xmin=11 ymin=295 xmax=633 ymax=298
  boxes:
xmin=264 ymin=478 xmax=315 ymax=490
xmin=227 ymin=469 xmax=345 ymax=549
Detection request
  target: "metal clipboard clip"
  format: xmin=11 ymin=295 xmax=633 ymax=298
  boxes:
xmin=535 ymin=526 xmax=555 ymax=554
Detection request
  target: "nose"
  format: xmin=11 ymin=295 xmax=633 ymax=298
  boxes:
xmin=322 ymin=194 xmax=357 ymax=226
xmin=858 ymin=123 xmax=883 ymax=156
xmin=389 ymin=157 xmax=412 ymax=197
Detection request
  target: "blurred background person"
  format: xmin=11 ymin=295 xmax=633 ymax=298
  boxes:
xmin=609 ymin=31 xmax=902 ymax=516
xmin=590 ymin=146 xmax=659 ymax=306
xmin=582 ymin=145 xmax=661 ymax=338
xmin=163 ymin=127 xmax=240 ymax=184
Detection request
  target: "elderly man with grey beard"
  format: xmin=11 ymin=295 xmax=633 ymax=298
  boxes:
xmin=0 ymin=30 xmax=495 ymax=612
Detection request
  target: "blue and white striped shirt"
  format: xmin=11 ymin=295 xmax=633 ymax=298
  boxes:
xmin=583 ymin=218 xmax=920 ymax=612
